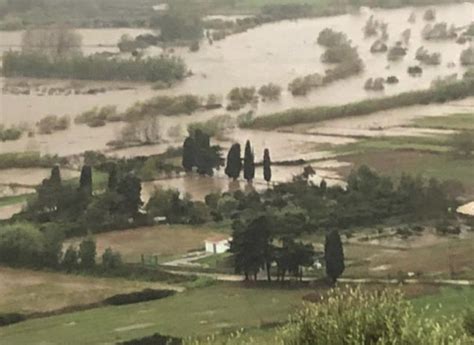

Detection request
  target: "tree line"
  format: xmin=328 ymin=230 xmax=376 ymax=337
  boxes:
xmin=2 ymin=51 xmax=187 ymax=83
xmin=182 ymin=134 xmax=272 ymax=183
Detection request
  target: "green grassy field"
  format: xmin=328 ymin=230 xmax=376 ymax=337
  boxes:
xmin=409 ymin=113 xmax=474 ymax=131
xmin=412 ymin=287 xmax=474 ymax=321
xmin=0 ymin=193 xmax=32 ymax=207
xmin=0 ymin=283 xmax=313 ymax=344
xmin=66 ymin=224 xmax=228 ymax=263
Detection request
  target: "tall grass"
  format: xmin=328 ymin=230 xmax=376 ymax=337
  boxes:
xmin=246 ymin=79 xmax=474 ymax=130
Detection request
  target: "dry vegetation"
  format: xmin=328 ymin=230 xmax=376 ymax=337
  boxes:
xmin=66 ymin=225 xmax=227 ymax=263
xmin=0 ymin=267 xmax=181 ymax=314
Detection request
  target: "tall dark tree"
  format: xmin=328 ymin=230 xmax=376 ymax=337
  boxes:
xmin=183 ymin=129 xmax=222 ymax=176
xmin=116 ymin=174 xmax=143 ymax=217
xmin=225 ymin=143 xmax=242 ymax=180
xmin=79 ymin=165 xmax=93 ymax=196
xmin=50 ymin=165 xmax=61 ymax=186
xmin=78 ymin=237 xmax=96 ymax=269
xmin=182 ymin=136 xmax=196 ymax=172
xmin=230 ymin=215 xmax=271 ymax=281
xmin=324 ymin=230 xmax=345 ymax=284
xmin=243 ymin=140 xmax=255 ymax=183
xmin=263 ymin=148 xmax=272 ymax=183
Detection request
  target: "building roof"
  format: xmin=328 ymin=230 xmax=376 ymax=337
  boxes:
xmin=458 ymin=201 xmax=474 ymax=216
xmin=205 ymin=235 xmax=231 ymax=244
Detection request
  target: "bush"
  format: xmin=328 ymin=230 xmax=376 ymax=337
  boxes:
xmin=0 ymin=152 xmax=62 ymax=169
xmin=124 ymin=95 xmax=201 ymax=121
xmin=279 ymin=287 xmax=471 ymax=345
xmin=36 ymin=115 xmax=70 ymax=134
xmin=0 ymin=313 xmax=26 ymax=327
xmin=227 ymin=87 xmax=257 ymax=110
xmin=258 ymin=83 xmax=282 ymax=101
xmin=2 ymin=51 xmax=187 ymax=83
xmin=120 ymin=333 xmax=182 ymax=345
xmin=464 ymin=309 xmax=474 ymax=336
xmin=102 ymin=248 xmax=123 ymax=270
xmin=103 ymin=289 xmax=175 ymax=306
xmin=461 ymin=47 xmax=474 ymax=66
xmin=0 ymin=126 xmax=23 ymax=141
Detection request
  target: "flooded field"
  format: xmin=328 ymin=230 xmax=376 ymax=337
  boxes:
xmin=1 ymin=3 xmax=473 ymax=207
xmin=1 ymin=3 xmax=473 ymax=155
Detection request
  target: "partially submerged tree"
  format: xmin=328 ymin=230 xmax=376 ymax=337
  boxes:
xmin=263 ymin=148 xmax=272 ymax=184
xmin=225 ymin=143 xmax=242 ymax=180
xmin=243 ymin=140 xmax=255 ymax=183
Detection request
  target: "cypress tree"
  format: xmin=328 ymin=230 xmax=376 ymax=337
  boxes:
xmin=50 ymin=165 xmax=61 ymax=186
xmin=182 ymin=136 xmax=196 ymax=172
xmin=243 ymin=140 xmax=255 ymax=183
xmin=79 ymin=165 xmax=93 ymax=196
xmin=324 ymin=230 xmax=345 ymax=284
xmin=263 ymin=148 xmax=271 ymax=183
xmin=225 ymin=143 xmax=242 ymax=180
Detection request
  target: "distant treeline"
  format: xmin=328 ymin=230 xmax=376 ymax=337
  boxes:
xmin=246 ymin=79 xmax=474 ymax=129
xmin=2 ymin=52 xmax=187 ymax=83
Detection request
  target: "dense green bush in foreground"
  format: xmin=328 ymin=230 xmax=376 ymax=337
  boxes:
xmin=247 ymin=79 xmax=474 ymax=129
xmin=2 ymin=51 xmax=187 ymax=83
xmin=189 ymin=287 xmax=472 ymax=345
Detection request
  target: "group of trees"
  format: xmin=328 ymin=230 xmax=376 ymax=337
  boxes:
xmin=0 ymin=221 xmax=121 ymax=272
xmin=224 ymin=141 xmax=272 ymax=184
xmin=22 ymin=164 xmax=143 ymax=237
xmin=3 ymin=51 xmax=187 ymax=83
xmin=230 ymin=210 xmax=344 ymax=283
xmin=182 ymin=129 xmax=223 ymax=176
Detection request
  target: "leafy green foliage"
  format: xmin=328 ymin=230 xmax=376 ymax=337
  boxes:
xmin=324 ymin=230 xmax=344 ymax=283
xmin=280 ymin=287 xmax=471 ymax=345
xmin=225 ymin=144 xmax=242 ymax=180
xmin=243 ymin=140 xmax=255 ymax=182
xmin=2 ymin=51 xmax=187 ymax=83
xmin=181 ymin=130 xmax=223 ymax=176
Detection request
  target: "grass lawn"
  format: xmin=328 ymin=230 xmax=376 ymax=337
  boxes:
xmin=0 ymin=283 xmax=313 ymax=344
xmin=0 ymin=266 xmax=181 ymax=315
xmin=66 ymin=224 xmax=229 ymax=263
xmin=0 ymin=193 xmax=32 ymax=207
xmin=412 ymin=287 xmax=474 ymax=320
xmin=409 ymin=113 xmax=474 ymax=131
xmin=345 ymin=237 xmax=474 ymax=280
xmin=337 ymin=150 xmax=474 ymax=195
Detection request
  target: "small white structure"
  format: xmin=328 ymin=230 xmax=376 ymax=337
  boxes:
xmin=205 ymin=235 xmax=231 ymax=254
xmin=457 ymin=201 xmax=474 ymax=217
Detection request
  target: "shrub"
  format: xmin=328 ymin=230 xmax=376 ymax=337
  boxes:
xmin=279 ymin=287 xmax=471 ymax=345
xmin=227 ymin=87 xmax=257 ymax=110
xmin=36 ymin=115 xmax=70 ymax=134
xmin=464 ymin=309 xmax=474 ymax=336
xmin=0 ymin=313 xmax=26 ymax=327
xmin=0 ymin=126 xmax=23 ymax=141
xmin=102 ymin=248 xmax=123 ymax=270
xmin=103 ymin=289 xmax=175 ymax=306
xmin=120 ymin=333 xmax=182 ymax=345
xmin=317 ymin=28 xmax=348 ymax=47
xmin=461 ymin=47 xmax=474 ymax=66
xmin=258 ymin=83 xmax=282 ymax=101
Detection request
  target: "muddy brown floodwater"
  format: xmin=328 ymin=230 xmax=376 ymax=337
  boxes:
xmin=1 ymin=2 xmax=473 ymax=157
xmin=1 ymin=3 xmax=473 ymax=208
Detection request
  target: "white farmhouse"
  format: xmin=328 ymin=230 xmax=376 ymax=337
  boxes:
xmin=204 ymin=235 xmax=231 ymax=254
